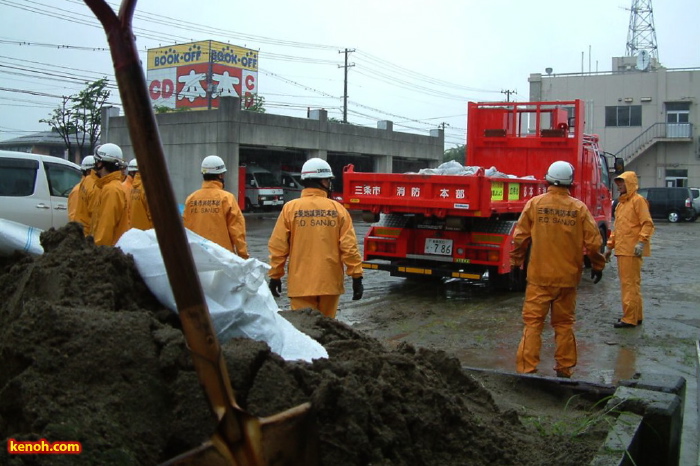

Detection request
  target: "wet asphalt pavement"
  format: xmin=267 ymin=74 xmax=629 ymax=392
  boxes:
xmin=244 ymin=211 xmax=700 ymax=465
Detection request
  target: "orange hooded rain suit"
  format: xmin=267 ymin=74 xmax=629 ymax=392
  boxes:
xmin=91 ymin=170 xmax=130 ymax=246
xmin=75 ymin=171 xmax=98 ymax=236
xmin=510 ymin=185 xmax=606 ymax=377
xmin=606 ymin=171 xmax=654 ymax=326
xmin=128 ymin=173 xmax=153 ymax=230
xmin=183 ymin=180 xmax=249 ymax=258
xmin=67 ymin=179 xmax=81 ymax=222
xmin=121 ymin=174 xmax=133 ymax=216
xmin=268 ymin=187 xmax=363 ymax=318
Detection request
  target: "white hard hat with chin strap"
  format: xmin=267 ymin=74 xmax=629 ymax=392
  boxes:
xmin=545 ymin=161 xmax=574 ymax=186
xmin=201 ymin=155 xmax=227 ymax=175
xmin=80 ymin=155 xmax=95 ymax=171
xmin=94 ymin=143 xmax=125 ymax=168
xmin=301 ymin=158 xmax=334 ymax=180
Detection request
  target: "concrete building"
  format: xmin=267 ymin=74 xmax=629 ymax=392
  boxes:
xmin=102 ymin=96 xmax=444 ymax=204
xmin=529 ymin=59 xmax=700 ymax=189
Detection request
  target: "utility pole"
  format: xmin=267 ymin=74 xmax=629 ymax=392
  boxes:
xmin=338 ymin=48 xmax=355 ymax=123
xmin=501 ymin=89 xmax=517 ymax=102
xmin=438 ymin=122 xmax=449 ymax=131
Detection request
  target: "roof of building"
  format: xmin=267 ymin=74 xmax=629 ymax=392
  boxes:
xmin=0 ymin=130 xmax=68 ymax=147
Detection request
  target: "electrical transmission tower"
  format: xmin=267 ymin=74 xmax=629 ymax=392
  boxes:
xmin=625 ymin=0 xmax=659 ymax=61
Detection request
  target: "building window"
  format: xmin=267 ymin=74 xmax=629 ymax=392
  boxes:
xmin=605 ymin=105 xmax=642 ymax=127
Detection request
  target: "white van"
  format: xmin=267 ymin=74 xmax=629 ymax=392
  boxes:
xmin=0 ymin=150 xmax=82 ymax=230
xmin=241 ymin=165 xmax=284 ymax=212
xmin=280 ymin=171 xmax=303 ymax=203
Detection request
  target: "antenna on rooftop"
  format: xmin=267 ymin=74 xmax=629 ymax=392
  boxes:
xmin=625 ymin=0 xmax=659 ymax=64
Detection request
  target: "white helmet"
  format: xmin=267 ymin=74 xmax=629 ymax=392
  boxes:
xmin=94 ymin=143 xmax=125 ymax=166
xmin=128 ymin=159 xmax=138 ymax=171
xmin=545 ymin=161 xmax=574 ymax=186
xmin=80 ymin=155 xmax=95 ymax=171
xmin=301 ymin=158 xmax=334 ymax=180
xmin=201 ymin=155 xmax=226 ymax=174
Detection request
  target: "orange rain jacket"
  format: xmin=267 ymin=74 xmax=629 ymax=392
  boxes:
xmin=91 ymin=171 xmax=130 ymax=246
xmin=67 ymin=179 xmax=82 ymax=222
xmin=510 ymin=185 xmax=605 ymax=287
xmin=268 ymin=187 xmax=363 ymax=297
xmin=183 ymin=180 xmax=249 ymax=258
xmin=606 ymin=171 xmax=654 ymax=256
xmin=75 ymin=171 xmax=98 ymax=235
xmin=121 ymin=174 xmax=133 ymax=216
xmin=128 ymin=173 xmax=153 ymax=230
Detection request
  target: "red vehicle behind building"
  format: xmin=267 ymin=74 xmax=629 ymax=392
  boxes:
xmin=343 ymin=100 xmax=622 ymax=289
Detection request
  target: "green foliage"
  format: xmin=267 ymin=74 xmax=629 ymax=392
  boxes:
xmin=40 ymin=78 xmax=111 ymax=161
xmin=153 ymin=105 xmax=191 ymax=114
xmin=443 ymin=144 xmax=466 ymax=163
xmin=243 ymin=94 xmax=266 ymax=113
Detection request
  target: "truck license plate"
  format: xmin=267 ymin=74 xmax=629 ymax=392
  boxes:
xmin=425 ymin=238 xmax=453 ymax=256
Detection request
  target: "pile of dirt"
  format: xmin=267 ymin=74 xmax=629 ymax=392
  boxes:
xmin=0 ymin=223 xmax=610 ymax=465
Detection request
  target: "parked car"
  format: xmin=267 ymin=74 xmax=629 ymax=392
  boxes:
xmin=690 ymin=187 xmax=700 ymax=214
xmin=0 ymin=150 xmax=82 ymax=230
xmin=280 ymin=171 xmax=303 ymax=203
xmin=636 ymin=186 xmax=696 ymax=223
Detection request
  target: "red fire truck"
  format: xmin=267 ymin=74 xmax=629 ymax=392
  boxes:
xmin=342 ymin=100 xmax=623 ymax=289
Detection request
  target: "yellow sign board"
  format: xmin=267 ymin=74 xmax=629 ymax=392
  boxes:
xmin=147 ymin=40 xmax=258 ymax=71
xmin=508 ymin=183 xmax=520 ymax=201
xmin=491 ymin=182 xmax=504 ymax=201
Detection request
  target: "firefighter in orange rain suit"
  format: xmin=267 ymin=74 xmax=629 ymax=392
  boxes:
xmin=183 ymin=155 xmax=249 ymax=258
xmin=605 ymin=171 xmax=655 ymax=328
xmin=121 ymin=159 xmax=137 ymax=215
xmin=91 ymin=143 xmax=130 ymax=246
xmin=74 ymin=156 xmax=98 ymax=235
xmin=510 ymin=161 xmax=606 ymax=378
xmin=268 ymin=158 xmax=363 ymax=319
xmin=127 ymin=162 xmax=153 ymax=231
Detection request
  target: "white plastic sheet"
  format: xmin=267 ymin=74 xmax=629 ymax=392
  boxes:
xmin=116 ymin=228 xmax=328 ymax=362
xmin=0 ymin=219 xmax=44 ymax=256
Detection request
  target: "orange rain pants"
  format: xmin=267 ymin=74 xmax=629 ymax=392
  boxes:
xmin=616 ymin=255 xmax=644 ymax=325
xmin=516 ymin=284 xmax=577 ymax=377
xmin=290 ymin=295 xmax=341 ymax=319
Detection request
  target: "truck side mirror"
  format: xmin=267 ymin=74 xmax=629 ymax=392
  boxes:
xmin=614 ymin=158 xmax=625 ymax=175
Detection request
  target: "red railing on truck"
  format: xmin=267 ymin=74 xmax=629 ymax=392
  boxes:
xmin=343 ymin=165 xmax=547 ymax=218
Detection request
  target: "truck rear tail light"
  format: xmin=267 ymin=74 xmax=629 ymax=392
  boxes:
xmin=465 ymin=249 xmax=500 ymax=263
xmin=367 ymin=239 xmax=396 ymax=254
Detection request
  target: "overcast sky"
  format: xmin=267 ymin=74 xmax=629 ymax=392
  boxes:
xmin=1 ymin=0 xmax=698 ymax=150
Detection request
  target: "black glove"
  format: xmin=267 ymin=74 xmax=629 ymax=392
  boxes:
xmin=590 ymin=269 xmax=602 ymax=284
xmin=269 ymin=278 xmax=282 ymax=297
xmin=352 ymin=276 xmax=364 ymax=301
xmin=510 ymin=265 xmax=522 ymax=287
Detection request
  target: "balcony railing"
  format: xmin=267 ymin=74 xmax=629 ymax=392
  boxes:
xmin=615 ymin=122 xmax=692 ymax=163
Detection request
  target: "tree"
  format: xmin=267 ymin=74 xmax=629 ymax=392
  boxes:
xmin=153 ymin=105 xmax=191 ymax=114
xmin=443 ymin=144 xmax=466 ymax=163
xmin=40 ymin=78 xmax=111 ymax=163
xmin=243 ymin=93 xmax=266 ymax=113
